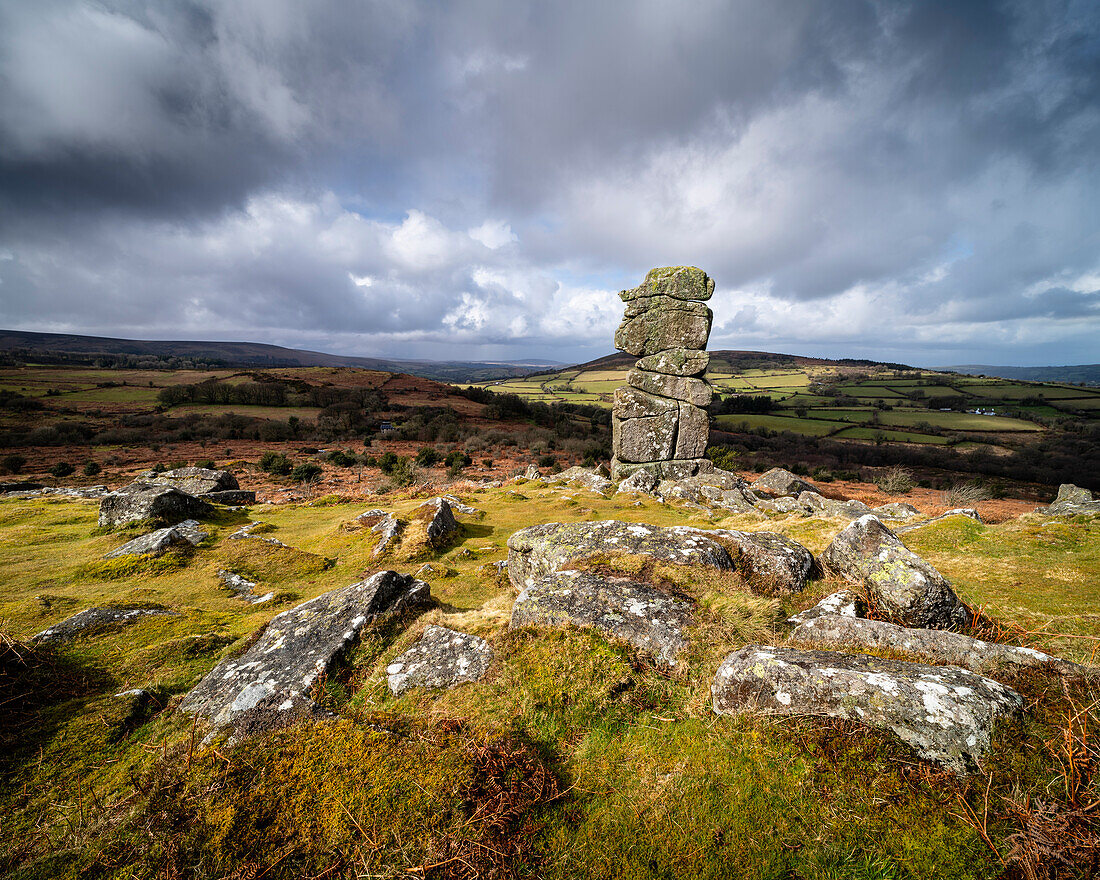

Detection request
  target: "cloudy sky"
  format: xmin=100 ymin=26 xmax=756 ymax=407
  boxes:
xmin=1 ymin=0 xmax=1098 ymax=367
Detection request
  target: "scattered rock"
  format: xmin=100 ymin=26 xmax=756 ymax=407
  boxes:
xmin=872 ymin=502 xmax=920 ymax=520
xmin=32 ymin=606 xmax=177 ymax=643
xmin=751 ymin=468 xmax=817 ymax=498
xmin=788 ymin=613 xmax=1082 ymax=675
xmin=416 ymin=498 xmax=460 ymax=548
xmin=711 ymin=644 xmax=1023 ymax=774
xmin=523 ymin=464 xmax=542 ymax=479
xmin=895 ymin=509 xmax=982 ymax=534
xmin=506 ymin=520 xmax=734 ymax=591
xmin=611 ymin=458 xmax=713 ymax=482
xmin=228 ymin=521 xmax=292 ymax=548
xmin=217 ymin=570 xmax=272 ymax=604
xmin=543 ymin=466 xmax=614 ymax=495
xmin=142 ymin=466 xmax=239 ymax=497
xmin=3 ymin=485 xmax=111 ymax=499
xmin=616 ymin=469 xmax=660 ymax=497
xmin=99 ymin=483 xmax=215 ymax=528
xmin=786 ymin=590 xmax=867 ymax=626
xmin=1038 ymin=484 xmax=1100 ymax=517
xmin=104 ymin=519 xmax=208 ymax=559
xmin=821 ymin=515 xmax=970 ymax=630
xmin=180 ymin=571 xmax=430 ymax=728
xmin=511 ymin=570 xmax=693 ymax=667
xmin=797 ymin=491 xmax=871 ymax=520
xmin=354 ymin=511 xmax=403 ymax=557
xmin=441 ymin=494 xmax=482 ymax=516
xmin=705 ymin=529 xmax=815 ymax=593
xmin=754 ymin=496 xmax=812 ymax=516
xmin=387 ymin=625 xmax=493 ymax=695
xmin=202 ymin=489 xmax=257 ymax=505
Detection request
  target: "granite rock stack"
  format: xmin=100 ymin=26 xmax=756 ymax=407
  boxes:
xmin=611 ymin=266 xmax=715 ymax=481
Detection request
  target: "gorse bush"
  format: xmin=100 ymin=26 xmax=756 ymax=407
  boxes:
xmin=82 ymin=460 xmax=101 ymax=476
xmin=415 ymin=447 xmax=440 ymax=467
xmin=259 ymin=451 xmax=293 ymax=476
xmin=48 ymin=462 xmax=74 ymax=478
xmin=1 ymin=453 xmax=25 ymax=474
xmin=290 ymin=462 xmax=323 ymax=483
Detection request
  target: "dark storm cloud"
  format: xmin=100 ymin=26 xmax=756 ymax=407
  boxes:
xmin=0 ymin=0 xmax=1098 ymax=364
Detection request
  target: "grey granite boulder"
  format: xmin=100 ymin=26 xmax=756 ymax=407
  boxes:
xmin=180 ymin=571 xmax=430 ymax=728
xmin=33 ymin=607 xmax=177 ymax=643
xmin=99 ymin=483 xmax=215 ymax=528
xmin=821 ymin=515 xmax=970 ymax=630
xmin=386 ymin=625 xmax=493 ymax=695
xmin=635 ymin=348 xmax=710 ymax=377
xmin=616 ymin=469 xmax=660 ymax=497
xmin=627 ymin=368 xmax=713 ymax=408
xmin=615 ymin=296 xmax=712 ymax=357
xmin=441 ymin=494 xmax=482 ymax=517
xmin=799 ymin=491 xmax=873 ymax=520
xmin=202 ymin=489 xmax=256 ymax=505
xmin=104 ymin=519 xmax=208 ymax=558
xmin=751 ymin=468 xmax=817 ymax=498
xmin=1039 ymin=484 xmax=1100 ymax=517
xmin=356 ymin=510 xmax=403 ymax=557
xmin=511 ymin=570 xmax=694 ymax=667
xmin=704 ymin=529 xmax=815 ymax=594
xmin=506 ymin=520 xmax=735 ymax=591
xmin=142 ymin=466 xmax=239 ymax=496
xmin=543 ymin=466 xmax=614 ymax=495
xmin=612 ymin=386 xmax=679 ymax=463
xmin=786 ymin=590 xmax=867 ymax=626
xmin=619 ymin=266 xmax=714 ymax=302
xmin=523 ymin=464 xmax=542 ymax=479
xmin=217 ymin=570 xmax=273 ymax=604
xmin=788 ymin=613 xmax=1081 ymax=675
xmin=712 ymin=644 xmax=1024 ymax=774
xmin=416 ymin=498 xmax=460 ymax=547
xmin=872 ymin=502 xmax=920 ymax=520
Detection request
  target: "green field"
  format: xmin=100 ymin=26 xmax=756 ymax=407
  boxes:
xmin=469 ymin=360 xmax=1099 ymax=450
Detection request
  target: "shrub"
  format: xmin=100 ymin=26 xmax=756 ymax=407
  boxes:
xmin=194 ymin=459 xmax=215 ymax=469
xmin=875 ymin=466 xmax=915 ymax=494
xmin=445 ymin=450 xmax=472 ymax=469
xmin=537 ymin=454 xmax=556 ymax=469
xmin=389 ymin=458 xmax=420 ymax=487
xmin=259 ymin=451 xmax=293 ymax=476
xmin=1 ymin=454 xmax=26 ymax=475
xmin=941 ymin=482 xmax=992 ymax=506
xmin=482 ymin=458 xmax=493 ymax=468
xmin=415 ymin=447 xmax=440 ymax=467
xmin=290 ymin=462 xmax=323 ymax=483
xmin=48 ymin=462 xmax=74 ymax=477
xmin=379 ymin=451 xmax=400 ymax=475
xmin=82 ymin=460 xmax=102 ymax=476
xmin=326 ymin=450 xmax=357 ymax=467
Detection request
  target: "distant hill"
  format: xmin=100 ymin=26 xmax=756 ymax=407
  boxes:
xmin=0 ymin=329 xmax=558 ymax=383
xmin=943 ymin=364 xmax=1100 ymax=386
xmin=565 ymin=350 xmax=914 ymax=373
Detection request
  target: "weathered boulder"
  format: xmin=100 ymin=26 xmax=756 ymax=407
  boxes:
xmin=704 ymin=529 xmax=815 ymax=593
xmin=754 ymin=496 xmax=812 ymax=516
xmin=180 ymin=571 xmax=430 ymax=728
xmin=895 ymin=508 xmax=982 ymax=534
xmin=99 ymin=483 xmax=215 ymax=528
xmin=752 ymin=468 xmax=817 ymax=498
xmin=627 ymin=368 xmax=712 ymax=408
xmin=543 ymin=466 xmax=614 ymax=495
xmin=202 ymin=489 xmax=256 ymax=505
xmin=788 ymin=613 xmax=1081 ymax=675
xmin=387 ymin=625 xmax=493 ymax=695
xmin=506 ymin=520 xmax=734 ymax=591
xmin=523 ymin=464 xmax=542 ymax=479
xmin=712 ymin=644 xmax=1023 ymax=774
xmin=33 ymin=607 xmax=177 ymax=643
xmin=798 ymin=491 xmax=873 ymax=520
xmin=1039 ymin=484 xmax=1100 ymax=516
xmin=142 ymin=466 xmax=239 ymax=496
xmin=611 ymin=457 xmax=712 ymax=482
xmin=104 ymin=519 xmax=208 ymax=559
xmin=786 ymin=590 xmax=867 ymax=626
xmin=616 ymin=469 xmax=660 ymax=497
xmin=441 ymin=494 xmax=482 ymax=516
xmin=635 ymin=348 xmax=710 ymax=377
xmin=356 ymin=510 xmax=402 ymax=557
xmin=614 ymin=296 xmax=712 ymax=357
xmin=619 ymin=266 xmax=714 ymax=302
xmin=821 ymin=515 xmax=970 ymax=630
xmin=416 ymin=498 xmax=460 ymax=547
xmin=511 ymin=570 xmax=693 ymax=666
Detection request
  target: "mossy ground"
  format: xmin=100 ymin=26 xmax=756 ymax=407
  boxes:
xmin=1 ymin=484 xmax=1098 ymax=878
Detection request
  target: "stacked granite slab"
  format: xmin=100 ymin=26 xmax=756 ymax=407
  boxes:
xmin=611 ymin=266 xmax=714 ymax=481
